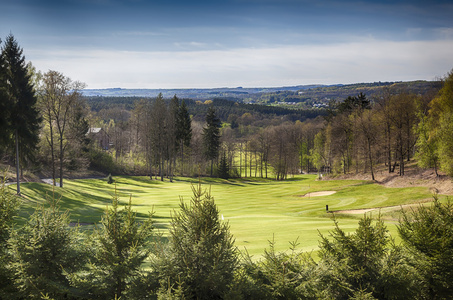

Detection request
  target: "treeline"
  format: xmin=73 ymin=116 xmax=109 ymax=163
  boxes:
xmin=86 ymin=96 xmax=327 ymax=122
xmin=1 ymin=180 xmax=452 ymax=299
xmin=83 ymin=76 xmax=453 ymax=182
xmin=92 ymin=97 xmax=325 ymax=180
xmin=245 ymin=81 xmax=442 ymax=107
xmin=310 ymin=73 xmax=453 ymax=179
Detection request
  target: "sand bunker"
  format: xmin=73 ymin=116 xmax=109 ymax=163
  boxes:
xmin=302 ymin=191 xmax=336 ymax=197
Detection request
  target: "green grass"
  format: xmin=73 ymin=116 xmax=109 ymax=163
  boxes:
xmin=11 ymin=175 xmax=441 ymax=257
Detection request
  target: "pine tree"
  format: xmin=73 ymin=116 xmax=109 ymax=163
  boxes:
xmin=1 ymin=34 xmax=41 ymax=194
xmin=0 ymin=38 xmax=10 ymax=152
xmin=82 ymin=189 xmax=154 ymax=299
xmin=149 ymin=93 xmax=168 ymax=181
xmin=202 ymin=106 xmax=221 ymax=177
xmin=398 ymin=198 xmax=453 ymax=298
xmin=167 ymin=95 xmax=179 ymax=182
xmin=176 ymin=99 xmax=192 ymax=175
xmin=8 ymin=197 xmax=85 ymax=299
xmin=0 ymin=176 xmax=20 ymax=297
xmin=315 ymin=214 xmax=419 ymax=299
xmin=157 ymin=183 xmax=238 ymax=299
xmin=218 ymin=152 xmax=230 ymax=179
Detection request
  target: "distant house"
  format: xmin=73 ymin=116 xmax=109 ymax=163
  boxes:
xmin=88 ymin=128 xmax=110 ymax=150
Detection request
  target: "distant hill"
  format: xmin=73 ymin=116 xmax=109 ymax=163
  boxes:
xmin=242 ymin=81 xmax=442 ymax=108
xmin=83 ymin=80 xmax=443 ymax=127
xmin=82 ymin=81 xmax=441 ymax=109
xmin=82 ymin=85 xmax=326 ymax=100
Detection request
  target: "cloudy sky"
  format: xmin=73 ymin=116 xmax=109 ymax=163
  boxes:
xmin=1 ymin=0 xmax=453 ymax=88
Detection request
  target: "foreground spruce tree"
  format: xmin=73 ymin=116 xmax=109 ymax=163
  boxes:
xmin=0 ymin=177 xmax=20 ymax=298
xmin=237 ymin=238 xmax=314 ymax=300
xmin=314 ymin=214 xmax=419 ymax=299
xmin=398 ymin=198 xmax=453 ymax=299
xmin=79 ymin=188 xmax=154 ymax=299
xmin=157 ymin=183 xmax=238 ymax=299
xmin=8 ymin=196 xmax=85 ymax=299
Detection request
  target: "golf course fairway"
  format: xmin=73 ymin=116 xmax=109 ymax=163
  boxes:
xmin=14 ymin=175 xmax=440 ymax=257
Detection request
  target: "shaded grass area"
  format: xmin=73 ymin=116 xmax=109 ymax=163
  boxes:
xmin=11 ymin=175 xmax=440 ymax=257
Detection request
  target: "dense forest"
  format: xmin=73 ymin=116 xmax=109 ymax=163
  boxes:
xmin=2 ymin=34 xmax=453 ymax=299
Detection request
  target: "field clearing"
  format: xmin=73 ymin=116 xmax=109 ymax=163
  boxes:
xmin=12 ymin=175 xmax=443 ymax=257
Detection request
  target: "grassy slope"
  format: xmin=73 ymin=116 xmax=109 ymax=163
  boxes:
xmin=12 ymin=175 xmax=439 ymax=257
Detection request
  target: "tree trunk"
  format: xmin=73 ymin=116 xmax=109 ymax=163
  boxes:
xmin=181 ymin=143 xmax=184 ymax=176
xmin=387 ymin=124 xmax=392 ymax=173
xmin=368 ymin=142 xmax=375 ymax=181
xmin=244 ymin=144 xmax=247 ymax=178
xmin=255 ymin=151 xmax=258 ymax=177
xmin=260 ymin=153 xmax=263 ymax=178
xmin=15 ymin=130 xmax=20 ymax=195
xmin=239 ymin=142 xmax=242 ymax=178
xmin=210 ymin=159 xmax=213 ymax=177
xmin=160 ymin=157 xmax=164 ymax=181
xmin=249 ymin=150 xmax=252 ymax=178
xmin=60 ymin=137 xmax=64 ymax=188
xmin=49 ymin=124 xmax=56 ymax=186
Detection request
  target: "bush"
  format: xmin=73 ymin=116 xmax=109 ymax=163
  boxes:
xmin=88 ymin=149 xmax=122 ymax=174
xmin=106 ymin=173 xmax=114 ymax=184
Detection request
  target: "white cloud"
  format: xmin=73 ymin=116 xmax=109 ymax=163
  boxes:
xmin=28 ymin=39 xmax=453 ymax=89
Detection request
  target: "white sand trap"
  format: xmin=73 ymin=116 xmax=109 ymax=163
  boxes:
xmin=302 ymin=191 xmax=336 ymax=197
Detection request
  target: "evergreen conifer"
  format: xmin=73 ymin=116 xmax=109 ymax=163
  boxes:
xmin=157 ymin=183 xmax=237 ymax=299
xmin=81 ymin=189 xmax=154 ymax=299
xmin=218 ymin=152 xmax=230 ymax=179
xmin=202 ymin=106 xmax=221 ymax=176
xmin=1 ymin=34 xmax=41 ymax=194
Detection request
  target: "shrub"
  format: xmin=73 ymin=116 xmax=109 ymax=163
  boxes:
xmin=107 ymin=173 xmax=114 ymax=184
xmin=88 ymin=149 xmax=122 ymax=174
